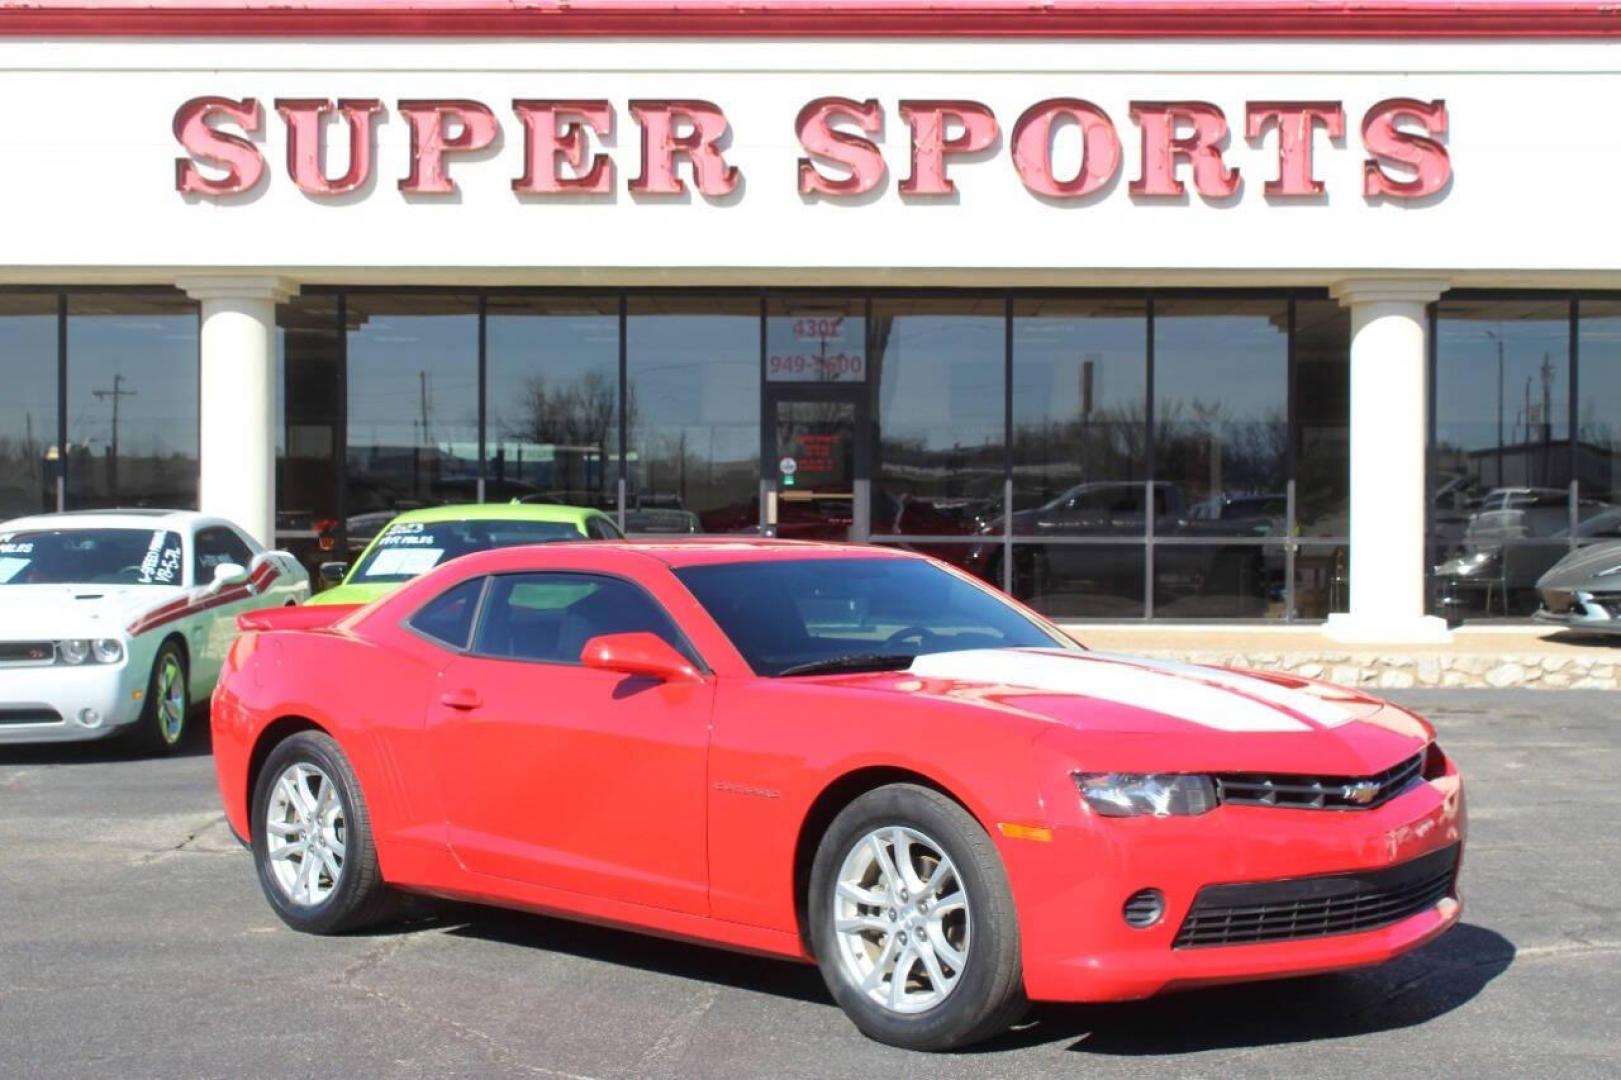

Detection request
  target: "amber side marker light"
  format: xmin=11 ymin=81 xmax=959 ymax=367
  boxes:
xmin=997 ymin=822 xmax=1053 ymax=843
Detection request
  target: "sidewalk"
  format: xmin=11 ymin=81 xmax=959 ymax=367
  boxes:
xmin=1058 ymin=624 xmax=1621 ymax=690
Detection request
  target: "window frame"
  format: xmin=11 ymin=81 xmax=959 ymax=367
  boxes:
xmin=459 ymin=569 xmax=708 ymax=672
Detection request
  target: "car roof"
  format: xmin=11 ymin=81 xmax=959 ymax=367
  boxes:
xmin=383 ymin=502 xmax=606 ymax=526
xmin=620 ymin=539 xmax=920 ymax=568
xmin=0 ymin=509 xmax=219 ymax=532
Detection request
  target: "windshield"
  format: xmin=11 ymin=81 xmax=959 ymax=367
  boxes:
xmin=673 ymin=557 xmax=1068 ymax=676
xmin=351 ymin=518 xmax=584 ymax=583
xmin=0 ymin=528 xmax=186 ymax=587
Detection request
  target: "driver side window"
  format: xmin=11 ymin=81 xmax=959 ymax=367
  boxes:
xmin=194 ymin=526 xmax=255 ymax=584
xmin=470 ymin=573 xmax=693 ymax=666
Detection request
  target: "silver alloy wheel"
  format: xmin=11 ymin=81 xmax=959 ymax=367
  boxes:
xmin=832 ymin=825 xmax=970 ymax=1015
xmin=156 ymin=655 xmax=186 ymax=744
xmin=264 ymin=762 xmax=346 ymax=907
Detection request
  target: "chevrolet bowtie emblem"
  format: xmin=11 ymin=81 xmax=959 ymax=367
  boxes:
xmin=1341 ymin=780 xmax=1382 ymax=805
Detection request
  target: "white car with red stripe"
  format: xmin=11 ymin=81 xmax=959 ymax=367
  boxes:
xmin=0 ymin=510 xmax=308 ymax=750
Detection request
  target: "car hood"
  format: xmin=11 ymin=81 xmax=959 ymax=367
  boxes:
xmin=824 ymin=648 xmax=1430 ymax=775
xmin=0 ymin=583 xmax=187 ymax=638
xmin=308 ymin=581 xmax=396 ymax=607
xmin=1537 ymin=541 xmax=1621 ymax=590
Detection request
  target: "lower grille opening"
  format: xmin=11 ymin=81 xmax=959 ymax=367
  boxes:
xmin=0 ymin=707 xmax=65 ymax=726
xmin=1174 ymin=843 xmax=1459 ymax=949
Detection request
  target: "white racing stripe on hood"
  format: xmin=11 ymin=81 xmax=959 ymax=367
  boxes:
xmin=1084 ymin=652 xmax=1356 ymax=729
xmin=906 ymin=649 xmax=1327 ymax=733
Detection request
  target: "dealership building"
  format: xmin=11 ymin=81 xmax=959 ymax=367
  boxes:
xmin=1 ymin=0 xmax=1619 ymax=642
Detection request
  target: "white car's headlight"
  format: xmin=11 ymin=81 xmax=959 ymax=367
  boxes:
xmin=1074 ymin=772 xmax=1218 ymax=817
xmin=54 ymin=638 xmax=124 ymax=665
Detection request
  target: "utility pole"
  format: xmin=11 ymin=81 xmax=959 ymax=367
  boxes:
xmin=92 ymin=373 xmax=136 ymax=500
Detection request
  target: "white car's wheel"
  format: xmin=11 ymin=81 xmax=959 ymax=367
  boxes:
xmin=125 ymin=642 xmax=189 ymax=756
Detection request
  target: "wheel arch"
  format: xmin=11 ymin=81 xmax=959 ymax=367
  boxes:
xmin=244 ymin=715 xmax=330 ymax=831
xmin=792 ymin=765 xmax=982 ymax=956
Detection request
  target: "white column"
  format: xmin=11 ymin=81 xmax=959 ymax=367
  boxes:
xmin=1325 ymin=278 xmax=1452 ymax=644
xmin=177 ymin=275 xmax=297 ymax=549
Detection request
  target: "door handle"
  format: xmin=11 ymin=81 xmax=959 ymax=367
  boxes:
xmin=439 ymin=688 xmax=482 ymax=711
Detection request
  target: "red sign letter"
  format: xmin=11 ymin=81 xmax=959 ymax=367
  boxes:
xmin=276 ymin=98 xmax=384 ymax=196
xmin=173 ymin=96 xmax=264 ymax=196
xmin=797 ymin=97 xmax=886 ymax=198
xmin=1011 ymin=99 xmax=1121 ymax=199
xmin=397 ymin=99 xmax=499 ymax=195
xmin=628 ymin=100 xmax=739 ymax=197
xmin=899 ymin=101 xmax=998 ymax=196
xmin=1246 ymin=101 xmax=1345 ymax=197
xmin=1129 ymin=102 xmax=1240 ymax=198
xmin=1362 ymin=98 xmax=1450 ymax=200
xmin=512 ymin=100 xmax=614 ymax=195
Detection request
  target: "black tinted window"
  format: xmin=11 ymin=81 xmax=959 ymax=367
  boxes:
xmin=471 ymin=573 xmax=689 ymax=664
xmin=410 ymin=577 xmax=485 ymax=649
xmin=674 ymin=558 xmax=1063 ymax=676
xmin=195 ymin=526 xmax=255 ymax=582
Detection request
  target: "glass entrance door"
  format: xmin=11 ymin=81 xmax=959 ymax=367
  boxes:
xmin=763 ymin=299 xmax=871 ymax=541
xmin=769 ymin=391 xmax=869 ymax=540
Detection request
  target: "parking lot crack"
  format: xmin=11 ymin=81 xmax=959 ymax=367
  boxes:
xmin=632 ymin=984 xmax=720 ymax=1077
xmin=135 ymin=813 xmax=229 ymax=864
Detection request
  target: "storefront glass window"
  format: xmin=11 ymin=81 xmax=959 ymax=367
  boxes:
xmin=1576 ymin=300 xmax=1621 ymax=518
xmin=1152 ymin=298 xmax=1288 ymax=618
xmin=1008 ymin=297 xmax=1148 ymax=615
xmin=626 ymin=296 xmax=759 ymax=534
xmin=486 ymin=296 xmax=620 ymax=511
xmin=345 ymin=294 xmax=480 ymax=549
xmin=275 ymin=295 xmax=343 ymax=572
xmin=871 ymin=297 xmax=1004 ymax=543
xmin=65 ymin=292 xmax=198 ymax=510
xmin=0 ymin=295 xmax=58 ymax=521
xmin=1433 ymin=300 xmax=1572 ymax=617
xmin=1293 ymin=300 xmax=1351 ymax=540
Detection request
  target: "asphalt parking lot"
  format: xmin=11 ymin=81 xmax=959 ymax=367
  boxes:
xmin=2 ymin=689 xmax=1617 ymax=1079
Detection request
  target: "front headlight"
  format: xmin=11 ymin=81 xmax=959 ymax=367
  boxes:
xmin=92 ymin=638 xmax=124 ymax=664
xmin=58 ymin=639 xmax=91 ymax=665
xmin=1074 ymin=772 xmax=1218 ymax=818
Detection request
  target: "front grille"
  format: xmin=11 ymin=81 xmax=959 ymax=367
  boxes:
xmin=1174 ymin=843 xmax=1458 ymax=948
xmin=1214 ymin=751 xmax=1424 ymax=811
xmin=0 ymin=641 xmax=56 ymax=665
xmin=0 ymin=707 xmax=64 ymax=725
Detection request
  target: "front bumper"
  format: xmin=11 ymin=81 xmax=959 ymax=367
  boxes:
xmin=1012 ymin=763 xmax=1466 ymax=1002
xmin=0 ymin=662 xmax=145 ymax=744
xmin=1533 ymin=600 xmax=1621 ymax=634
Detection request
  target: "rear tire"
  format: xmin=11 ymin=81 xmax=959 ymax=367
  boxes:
xmin=808 ymin=783 xmax=1026 ymax=1051
xmin=251 ymin=731 xmax=396 ymax=934
xmin=123 ymin=641 xmax=190 ymax=756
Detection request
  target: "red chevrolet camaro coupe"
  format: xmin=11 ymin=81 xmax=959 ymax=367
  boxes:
xmin=211 ymin=540 xmax=1465 ymax=1051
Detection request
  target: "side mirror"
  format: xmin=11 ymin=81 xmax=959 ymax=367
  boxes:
xmin=211 ymin=562 xmax=250 ymax=590
xmin=580 ymin=632 xmax=701 ymax=683
xmin=318 ymin=561 xmax=349 ymax=585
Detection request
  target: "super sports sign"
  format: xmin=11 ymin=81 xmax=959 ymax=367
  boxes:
xmin=173 ymin=96 xmax=1450 ymax=204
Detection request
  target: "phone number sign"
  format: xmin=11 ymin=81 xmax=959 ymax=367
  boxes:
xmin=767 ymin=316 xmax=866 ymax=383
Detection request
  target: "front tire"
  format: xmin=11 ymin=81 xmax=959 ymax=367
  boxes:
xmin=808 ymin=783 xmax=1026 ymax=1051
xmin=124 ymin=640 xmax=190 ymax=755
xmin=251 ymin=731 xmax=395 ymax=934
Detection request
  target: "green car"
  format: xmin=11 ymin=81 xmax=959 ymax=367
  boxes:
xmin=310 ymin=503 xmax=623 ymax=606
